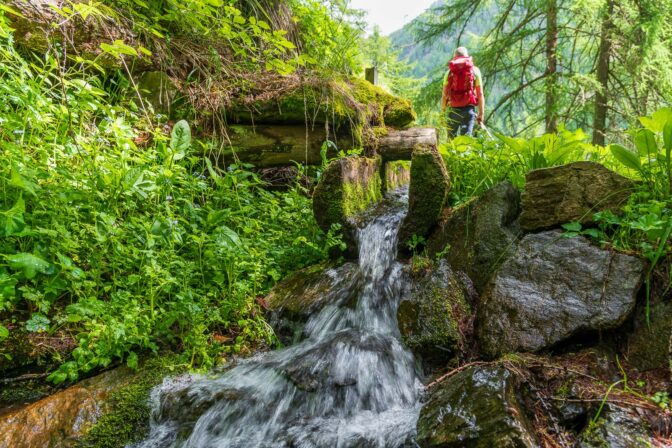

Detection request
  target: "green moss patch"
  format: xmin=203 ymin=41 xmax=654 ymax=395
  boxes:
xmin=78 ymin=357 xmax=184 ymax=448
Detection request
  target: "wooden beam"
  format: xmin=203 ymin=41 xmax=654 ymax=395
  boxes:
xmin=377 ymin=128 xmax=438 ymax=161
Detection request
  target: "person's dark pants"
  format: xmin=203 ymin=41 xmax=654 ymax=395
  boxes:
xmin=447 ymin=105 xmax=477 ymax=138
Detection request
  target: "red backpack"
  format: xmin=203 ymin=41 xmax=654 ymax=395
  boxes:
xmin=447 ymin=56 xmax=478 ymax=107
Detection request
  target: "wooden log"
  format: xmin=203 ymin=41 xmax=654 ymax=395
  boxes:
xmin=377 ymin=128 xmax=438 ymax=161
xmin=220 ymin=125 xmax=354 ymax=168
xmin=219 ymin=125 xmax=438 ymax=168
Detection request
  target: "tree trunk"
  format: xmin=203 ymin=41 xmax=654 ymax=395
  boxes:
xmin=545 ymin=0 xmax=559 ymax=134
xmin=593 ymin=0 xmax=615 ymax=146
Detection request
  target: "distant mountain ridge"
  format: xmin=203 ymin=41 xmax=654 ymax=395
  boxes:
xmin=388 ymin=1 xmax=452 ymax=79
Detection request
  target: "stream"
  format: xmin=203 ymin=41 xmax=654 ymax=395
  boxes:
xmin=134 ymin=188 xmax=423 ymax=448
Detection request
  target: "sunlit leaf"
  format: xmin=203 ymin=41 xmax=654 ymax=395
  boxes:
xmin=610 ymin=144 xmax=641 ymax=171
xmin=6 ymin=253 xmax=51 ymax=279
xmin=634 ymin=129 xmax=658 ymax=157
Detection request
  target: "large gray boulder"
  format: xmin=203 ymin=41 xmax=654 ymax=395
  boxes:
xmin=397 ymin=261 xmax=473 ymax=368
xmin=427 ymin=181 xmax=521 ymax=293
xmin=416 ymin=366 xmax=537 ymax=447
xmin=476 ymin=231 xmax=644 ymax=358
xmin=397 ymin=145 xmax=450 ymax=251
xmin=520 ymin=162 xmax=634 ymax=231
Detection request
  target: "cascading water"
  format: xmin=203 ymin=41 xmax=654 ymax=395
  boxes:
xmin=134 ymin=189 xmax=422 ymax=448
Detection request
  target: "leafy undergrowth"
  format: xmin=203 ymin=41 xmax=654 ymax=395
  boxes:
xmin=0 ymin=28 xmax=331 ymax=382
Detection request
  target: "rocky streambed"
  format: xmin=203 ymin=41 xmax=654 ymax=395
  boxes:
xmin=1 ymin=160 xmax=671 ymax=447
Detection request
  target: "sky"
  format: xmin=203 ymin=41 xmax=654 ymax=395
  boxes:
xmin=348 ymin=0 xmax=438 ymax=35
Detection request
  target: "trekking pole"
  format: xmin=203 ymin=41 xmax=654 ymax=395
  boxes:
xmin=479 ymin=122 xmax=495 ymax=140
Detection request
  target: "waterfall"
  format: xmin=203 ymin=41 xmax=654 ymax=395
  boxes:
xmin=134 ymin=188 xmax=422 ymax=448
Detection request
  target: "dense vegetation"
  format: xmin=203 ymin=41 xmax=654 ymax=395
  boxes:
xmin=0 ymin=0 xmax=670 ymax=398
xmin=0 ymin=0 xmax=357 ymax=381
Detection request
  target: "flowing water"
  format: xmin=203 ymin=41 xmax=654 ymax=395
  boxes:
xmin=135 ymin=189 xmax=422 ymax=448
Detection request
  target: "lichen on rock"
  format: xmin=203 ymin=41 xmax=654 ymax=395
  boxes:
xmin=476 ymin=231 xmax=645 ymax=358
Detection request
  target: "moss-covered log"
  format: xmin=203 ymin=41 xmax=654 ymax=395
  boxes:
xmin=218 ymin=125 xmax=351 ymax=168
xmin=217 ymin=125 xmax=431 ymax=168
xmin=230 ymin=78 xmax=415 ymax=134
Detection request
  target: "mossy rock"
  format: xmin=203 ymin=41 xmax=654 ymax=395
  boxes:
xmin=626 ymin=299 xmax=672 ymax=372
xmin=266 ymin=261 xmax=359 ymax=344
xmin=398 ymin=145 xmax=451 ymax=252
xmin=426 ymin=181 xmax=522 ymax=293
xmin=312 ymin=156 xmax=383 ymax=257
xmin=520 ymin=161 xmax=634 ymax=231
xmin=0 ymin=365 xmax=155 ymax=448
xmin=397 ymin=260 xmax=473 ymax=369
xmin=78 ymin=357 xmax=184 ymax=448
xmin=416 ymin=366 xmax=537 ymax=447
xmin=577 ymin=404 xmax=655 ymax=448
xmin=135 ymin=71 xmax=180 ymax=116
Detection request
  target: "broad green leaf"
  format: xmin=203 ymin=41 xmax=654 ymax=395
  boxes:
xmin=0 ymin=4 xmax=25 ymax=18
xmin=6 ymin=253 xmax=51 ymax=279
xmin=25 ymin=314 xmax=50 ymax=332
xmin=639 ymin=108 xmax=672 ymax=132
xmin=217 ymin=225 xmax=242 ymax=249
xmin=610 ymin=144 xmax=641 ymax=171
xmin=0 ymin=273 xmax=17 ymax=301
xmin=0 ymin=325 xmax=8 ymax=340
xmin=495 ymin=133 xmax=524 ymax=152
xmin=634 ymin=129 xmax=658 ymax=157
xmin=663 ymin=120 xmax=672 ymax=161
xmin=10 ymin=170 xmax=38 ymax=196
xmin=170 ymin=120 xmax=191 ymax=153
xmin=1 ymin=196 xmax=26 ymax=236
xmin=562 ymin=222 xmax=582 ymax=232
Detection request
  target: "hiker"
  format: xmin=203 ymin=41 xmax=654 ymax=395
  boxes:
xmin=441 ymin=47 xmax=485 ymax=137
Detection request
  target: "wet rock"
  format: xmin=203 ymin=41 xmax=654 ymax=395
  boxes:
xmin=136 ymin=71 xmax=180 ymax=116
xmin=312 ymin=157 xmax=382 ymax=257
xmin=427 ymin=181 xmax=521 ymax=293
xmin=416 ymin=366 xmax=537 ymax=447
xmin=520 ymin=162 xmax=634 ymax=231
xmin=397 ymin=260 xmax=473 ymax=368
xmin=0 ymin=367 xmax=136 ymax=447
xmin=476 ymin=231 xmax=645 ymax=358
xmin=578 ymin=404 xmax=655 ymax=447
xmin=398 ymin=146 xmax=450 ymax=251
xmin=626 ymin=299 xmax=672 ymax=372
xmin=266 ymin=262 xmax=359 ymax=344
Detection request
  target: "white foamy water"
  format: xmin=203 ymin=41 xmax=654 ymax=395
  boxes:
xmin=133 ymin=189 xmax=422 ymax=448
